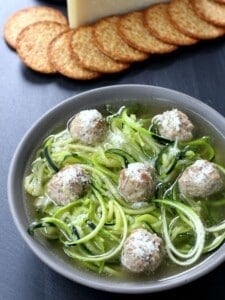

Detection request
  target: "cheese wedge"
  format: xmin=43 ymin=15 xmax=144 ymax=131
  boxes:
xmin=67 ymin=0 xmax=169 ymax=28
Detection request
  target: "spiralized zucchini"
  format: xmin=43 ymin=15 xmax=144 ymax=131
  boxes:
xmin=25 ymin=105 xmax=225 ymax=276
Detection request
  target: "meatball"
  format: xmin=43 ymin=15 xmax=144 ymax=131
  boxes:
xmin=152 ymin=109 xmax=194 ymax=141
xmin=68 ymin=109 xmax=107 ymax=145
xmin=178 ymin=159 xmax=224 ymax=198
xmin=46 ymin=165 xmax=90 ymax=205
xmin=121 ymin=229 xmax=164 ymax=273
xmin=118 ymin=162 xmax=155 ymax=203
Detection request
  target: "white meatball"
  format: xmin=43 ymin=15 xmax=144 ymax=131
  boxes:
xmin=118 ymin=163 xmax=155 ymax=203
xmin=152 ymin=109 xmax=194 ymax=141
xmin=46 ymin=165 xmax=90 ymax=205
xmin=178 ymin=159 xmax=224 ymax=198
xmin=69 ymin=109 xmax=107 ymax=145
xmin=121 ymin=229 xmax=164 ymax=273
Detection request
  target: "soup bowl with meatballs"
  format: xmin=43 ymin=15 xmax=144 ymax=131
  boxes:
xmin=8 ymin=84 xmax=225 ymax=293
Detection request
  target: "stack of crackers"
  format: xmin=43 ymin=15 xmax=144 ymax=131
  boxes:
xmin=3 ymin=0 xmax=225 ymax=80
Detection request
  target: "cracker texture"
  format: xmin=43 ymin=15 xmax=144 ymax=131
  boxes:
xmin=49 ymin=30 xmax=101 ymax=80
xmin=3 ymin=6 xmax=67 ymax=49
xmin=192 ymin=0 xmax=225 ymax=27
xmin=168 ymin=0 xmax=225 ymax=40
xmin=71 ymin=26 xmax=129 ymax=73
xmin=17 ymin=21 xmax=68 ymax=73
xmin=94 ymin=16 xmax=149 ymax=63
xmin=119 ymin=11 xmax=177 ymax=54
xmin=144 ymin=3 xmax=198 ymax=46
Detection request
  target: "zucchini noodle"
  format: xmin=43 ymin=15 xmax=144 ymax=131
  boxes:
xmin=25 ymin=104 xmax=225 ymax=276
xmin=158 ymin=200 xmax=205 ymax=265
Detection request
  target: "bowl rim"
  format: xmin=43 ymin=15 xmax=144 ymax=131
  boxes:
xmin=7 ymin=84 xmax=225 ymax=294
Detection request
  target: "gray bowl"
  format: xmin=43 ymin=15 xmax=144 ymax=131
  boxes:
xmin=8 ymin=84 xmax=225 ymax=294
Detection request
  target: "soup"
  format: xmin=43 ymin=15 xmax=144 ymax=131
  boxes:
xmin=24 ymin=103 xmax=225 ymax=280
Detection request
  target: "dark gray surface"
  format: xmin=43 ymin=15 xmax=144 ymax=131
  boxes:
xmin=1 ymin=0 xmax=225 ymax=299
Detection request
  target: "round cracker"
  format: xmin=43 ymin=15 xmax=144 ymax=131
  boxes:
xmin=214 ymin=0 xmax=225 ymax=3
xmin=93 ymin=16 xmax=149 ymax=63
xmin=168 ymin=0 xmax=225 ymax=40
xmin=70 ymin=26 xmax=129 ymax=73
xmin=192 ymin=0 xmax=225 ymax=27
xmin=3 ymin=6 xmax=68 ymax=49
xmin=49 ymin=30 xmax=101 ymax=80
xmin=118 ymin=11 xmax=177 ymax=54
xmin=144 ymin=3 xmax=198 ymax=46
xmin=17 ymin=21 xmax=68 ymax=74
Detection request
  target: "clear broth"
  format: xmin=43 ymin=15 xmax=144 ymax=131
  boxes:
xmin=23 ymin=101 xmax=225 ymax=282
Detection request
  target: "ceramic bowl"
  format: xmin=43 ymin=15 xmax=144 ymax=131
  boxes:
xmin=8 ymin=84 xmax=225 ymax=294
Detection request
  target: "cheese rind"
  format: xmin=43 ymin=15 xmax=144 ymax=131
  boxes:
xmin=67 ymin=0 xmax=169 ymax=28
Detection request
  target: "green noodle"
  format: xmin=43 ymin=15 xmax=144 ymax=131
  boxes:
xmin=25 ymin=105 xmax=225 ymax=275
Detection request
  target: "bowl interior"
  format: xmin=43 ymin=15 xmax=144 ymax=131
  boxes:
xmin=8 ymin=84 xmax=225 ymax=293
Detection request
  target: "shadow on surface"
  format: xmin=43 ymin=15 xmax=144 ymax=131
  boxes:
xmin=20 ymin=257 xmax=224 ymax=300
